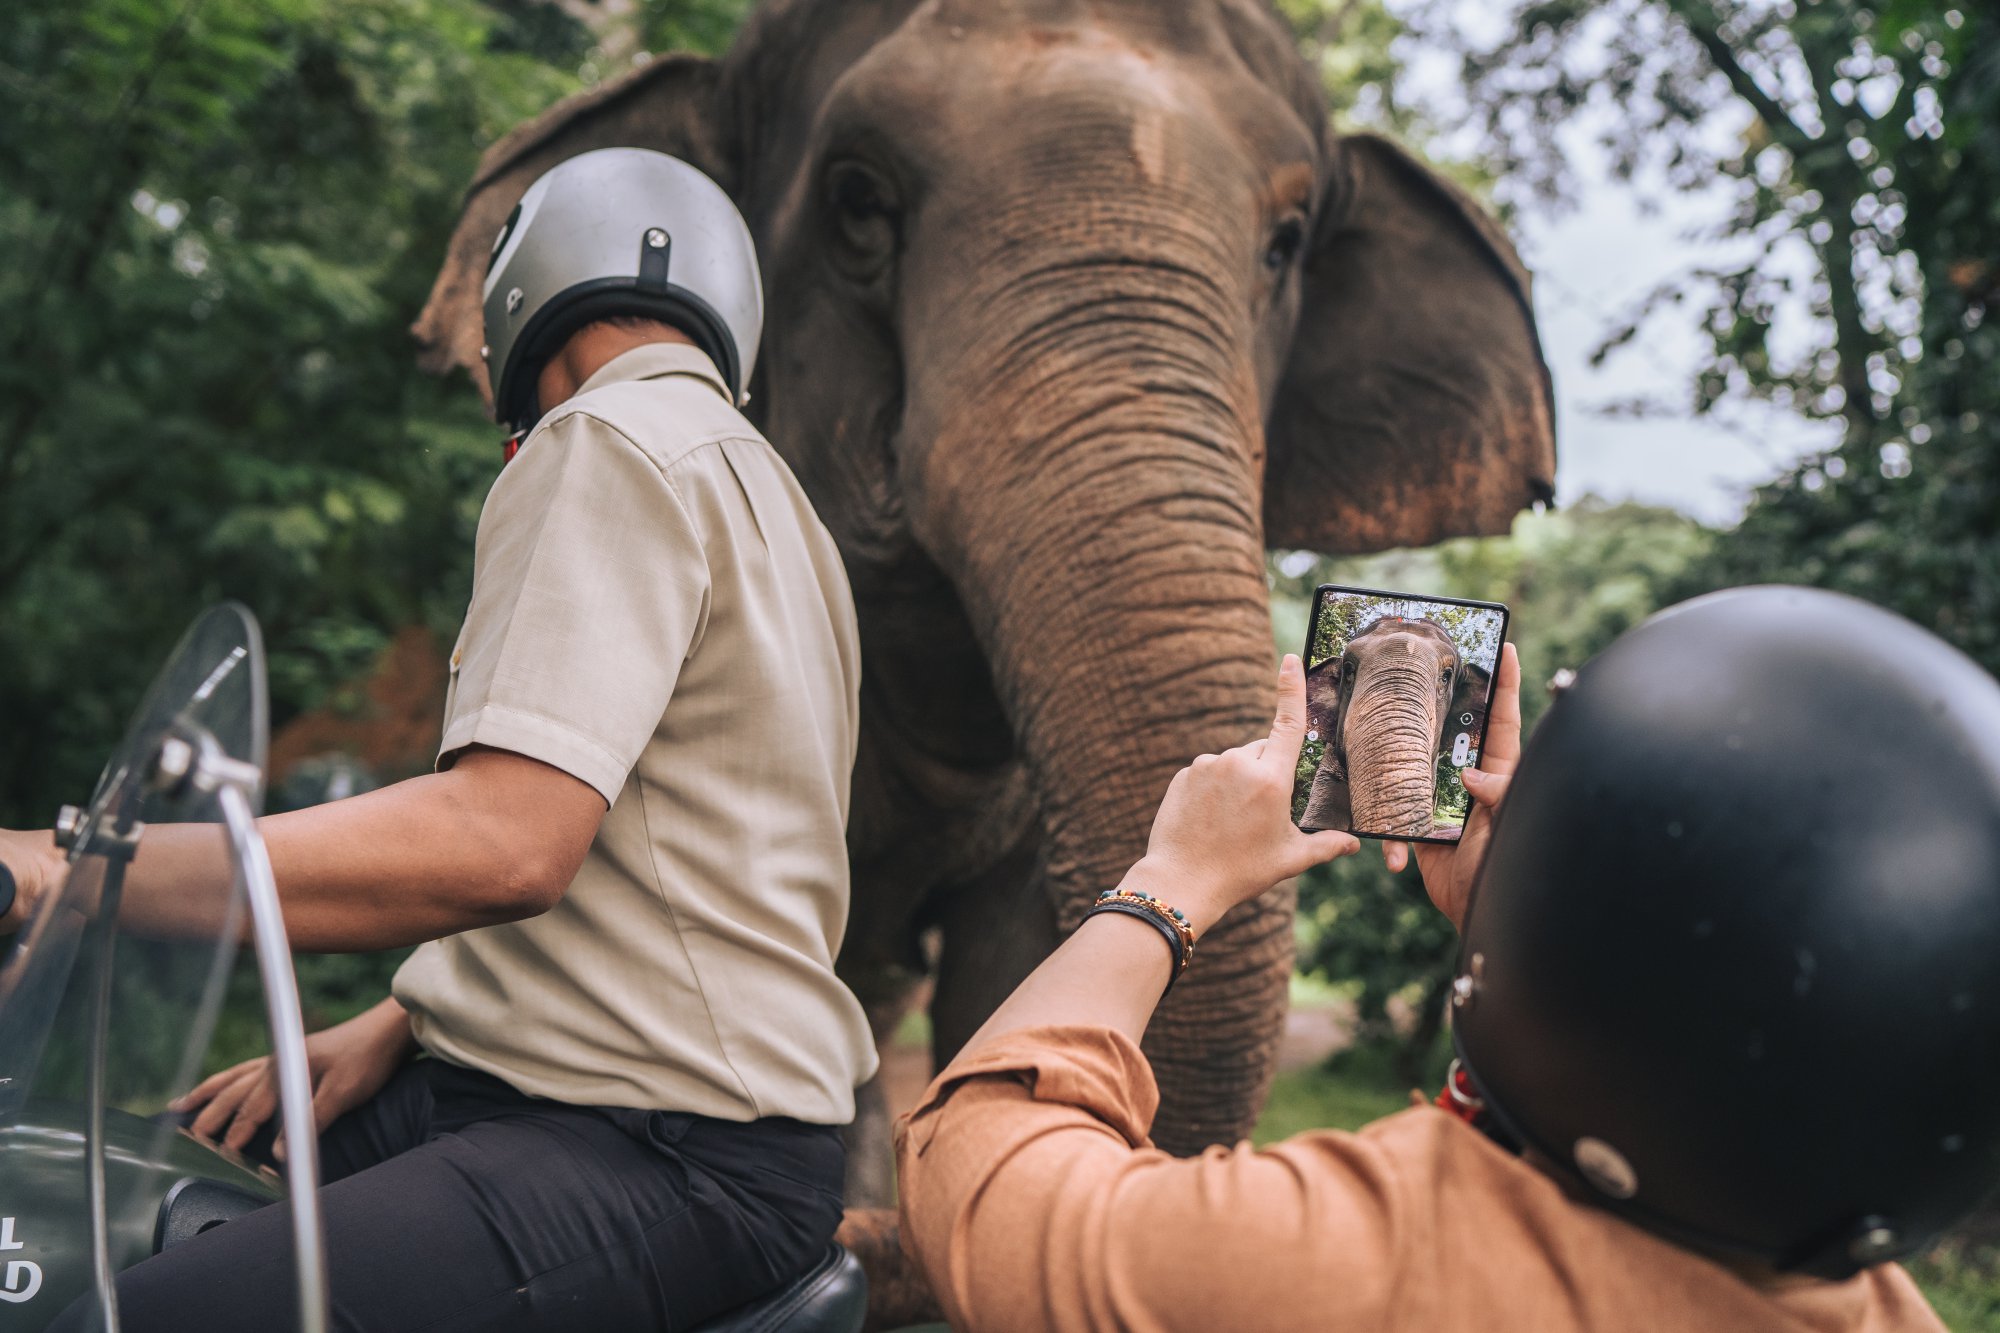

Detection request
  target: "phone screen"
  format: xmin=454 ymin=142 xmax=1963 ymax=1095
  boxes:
xmin=1292 ymin=585 xmax=1510 ymax=843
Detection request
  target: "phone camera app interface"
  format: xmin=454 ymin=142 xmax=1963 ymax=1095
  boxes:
xmin=1292 ymin=590 xmax=1507 ymax=843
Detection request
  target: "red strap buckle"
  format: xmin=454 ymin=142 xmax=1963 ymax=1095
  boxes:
xmin=501 ymin=429 xmax=527 ymax=465
xmin=1435 ymin=1058 xmax=1486 ymax=1128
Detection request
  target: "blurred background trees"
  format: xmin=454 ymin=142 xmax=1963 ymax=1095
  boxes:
xmin=0 ymin=0 xmax=755 ymax=1028
xmin=1432 ymin=0 xmax=1998 ymax=671
xmin=1272 ymin=0 xmax=1994 ymax=1086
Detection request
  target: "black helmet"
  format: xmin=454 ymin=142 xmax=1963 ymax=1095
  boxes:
xmin=1454 ymin=585 xmax=2000 ymax=1277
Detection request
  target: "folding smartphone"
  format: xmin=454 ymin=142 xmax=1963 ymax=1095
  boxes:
xmin=1292 ymin=585 xmax=1511 ymax=843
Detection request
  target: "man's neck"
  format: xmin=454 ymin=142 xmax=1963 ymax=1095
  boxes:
xmin=535 ymin=320 xmax=695 ymax=413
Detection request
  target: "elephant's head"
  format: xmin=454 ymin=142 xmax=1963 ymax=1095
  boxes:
xmin=413 ymin=0 xmax=1555 ymax=1154
xmin=1321 ymin=615 xmax=1460 ymax=837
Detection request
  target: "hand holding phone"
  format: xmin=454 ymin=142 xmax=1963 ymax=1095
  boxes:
xmin=1383 ymin=641 xmax=1522 ymax=929
xmin=1136 ymin=655 xmax=1361 ymax=936
xmin=1292 ymin=585 xmax=1510 ymax=845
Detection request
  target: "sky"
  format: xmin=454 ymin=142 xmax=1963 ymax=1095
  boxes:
xmin=1392 ymin=3 xmax=1842 ymax=527
xmin=1515 ymin=160 xmax=1839 ymax=525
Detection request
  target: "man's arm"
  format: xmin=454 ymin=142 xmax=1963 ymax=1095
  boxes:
xmin=0 ymin=746 xmax=604 ymax=951
xmin=895 ymin=653 xmax=1523 ymax=1328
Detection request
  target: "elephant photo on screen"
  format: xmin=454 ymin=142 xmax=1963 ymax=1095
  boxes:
xmin=412 ymin=0 xmax=1556 ymax=1225
xmin=1299 ymin=608 xmax=1499 ymax=839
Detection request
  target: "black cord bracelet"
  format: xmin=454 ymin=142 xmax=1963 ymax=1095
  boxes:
xmin=1084 ymin=899 xmax=1189 ymax=995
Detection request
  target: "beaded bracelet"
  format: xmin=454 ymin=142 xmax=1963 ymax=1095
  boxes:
xmin=1084 ymin=887 xmax=1196 ymax=993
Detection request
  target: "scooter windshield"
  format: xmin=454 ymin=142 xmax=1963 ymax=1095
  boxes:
xmin=0 ymin=604 xmax=275 ymax=1326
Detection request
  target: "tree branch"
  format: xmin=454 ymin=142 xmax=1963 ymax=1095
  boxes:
xmin=1669 ymin=0 xmax=1820 ymax=148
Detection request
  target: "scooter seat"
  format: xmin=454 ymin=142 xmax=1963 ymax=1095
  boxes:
xmin=688 ymin=1245 xmax=867 ymax=1333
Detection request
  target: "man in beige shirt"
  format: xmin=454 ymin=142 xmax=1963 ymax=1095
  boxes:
xmin=899 ymin=587 xmax=1993 ymax=1330
xmin=10 ymin=149 xmax=875 ymax=1331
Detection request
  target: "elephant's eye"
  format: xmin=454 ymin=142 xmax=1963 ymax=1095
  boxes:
xmin=825 ymin=159 xmax=901 ymax=282
xmin=1342 ymin=658 xmax=1355 ymax=679
xmin=1263 ymin=216 xmax=1306 ymax=272
xmin=1440 ymin=664 xmax=1455 ymax=685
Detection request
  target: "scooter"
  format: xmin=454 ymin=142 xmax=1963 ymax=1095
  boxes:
xmin=0 ymin=606 xmax=868 ymax=1331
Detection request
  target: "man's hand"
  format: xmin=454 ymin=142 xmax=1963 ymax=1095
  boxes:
xmin=1383 ymin=641 xmax=1523 ymax=930
xmin=177 ymin=996 xmax=416 ymax=1158
xmin=1133 ymin=654 xmax=1361 ymax=936
xmin=0 ymin=830 xmax=67 ymax=933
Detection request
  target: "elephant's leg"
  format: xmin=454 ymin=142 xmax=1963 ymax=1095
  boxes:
xmin=929 ymin=833 xmax=1063 ymax=1067
xmin=841 ymin=1056 xmax=897 ymax=1210
xmin=1301 ymin=756 xmax=1352 ymax=831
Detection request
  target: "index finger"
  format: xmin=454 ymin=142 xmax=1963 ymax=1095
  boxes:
xmin=1479 ymin=642 xmax=1524 ymax=777
xmin=1264 ymin=654 xmax=1310 ymax=775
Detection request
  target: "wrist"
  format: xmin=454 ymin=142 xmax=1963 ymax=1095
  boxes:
xmin=1120 ymin=858 xmax=1231 ymax=940
xmin=364 ymin=997 xmax=417 ymax=1057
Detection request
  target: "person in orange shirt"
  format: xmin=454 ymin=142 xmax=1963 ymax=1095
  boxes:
xmin=896 ymin=586 xmax=2000 ymax=1331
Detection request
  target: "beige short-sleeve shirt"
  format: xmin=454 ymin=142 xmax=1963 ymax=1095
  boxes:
xmin=392 ymin=343 xmax=878 ymax=1124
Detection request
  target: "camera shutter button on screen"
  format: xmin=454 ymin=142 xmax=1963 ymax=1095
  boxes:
xmin=1451 ymin=732 xmax=1473 ymax=766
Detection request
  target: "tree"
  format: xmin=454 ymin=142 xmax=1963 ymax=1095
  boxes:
xmin=0 ymin=0 xmax=751 ymax=819
xmin=1424 ymin=0 xmax=1998 ymax=673
xmin=0 ymin=0 xmax=751 ymax=1043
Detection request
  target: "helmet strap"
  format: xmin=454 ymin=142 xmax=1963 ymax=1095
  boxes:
xmin=1435 ymin=1058 xmax=1520 ymax=1154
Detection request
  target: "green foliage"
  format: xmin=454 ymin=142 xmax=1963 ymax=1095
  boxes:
xmin=1427 ymin=0 xmax=2000 ymax=678
xmin=0 ymin=0 xmax=747 ymax=1067
xmin=1252 ymin=1042 xmax=1417 ymax=1143
xmin=637 ymin=0 xmax=750 ymax=55
xmin=1272 ymin=499 xmax=1714 ymax=1075
xmin=1908 ymin=1240 xmax=2000 ymax=1332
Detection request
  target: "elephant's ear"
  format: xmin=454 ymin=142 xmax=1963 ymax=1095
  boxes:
xmin=1304 ymin=657 xmax=1340 ymax=743
xmin=1264 ymin=134 xmax=1556 ymax=554
xmin=411 ymin=54 xmax=729 ymax=408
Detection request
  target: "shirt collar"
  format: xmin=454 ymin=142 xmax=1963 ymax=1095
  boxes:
xmin=574 ymin=342 xmax=733 ymax=404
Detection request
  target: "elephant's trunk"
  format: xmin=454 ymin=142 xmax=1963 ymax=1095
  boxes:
xmin=904 ymin=234 xmax=1292 ymax=1152
xmin=1343 ymin=661 xmax=1441 ymax=837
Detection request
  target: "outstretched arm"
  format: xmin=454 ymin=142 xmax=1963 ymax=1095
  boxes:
xmin=896 ymin=656 xmax=1382 ymax=1330
xmin=0 ymin=745 xmax=604 ymax=951
xmin=953 ymin=654 xmax=1358 ymax=1056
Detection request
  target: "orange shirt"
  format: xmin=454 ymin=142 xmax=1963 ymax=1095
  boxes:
xmin=895 ymin=1026 xmax=1944 ymax=1332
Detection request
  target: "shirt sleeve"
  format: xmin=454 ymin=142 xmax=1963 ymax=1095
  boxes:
xmin=440 ymin=408 xmax=709 ymax=804
xmin=893 ymin=1026 xmax=1406 ymax=1332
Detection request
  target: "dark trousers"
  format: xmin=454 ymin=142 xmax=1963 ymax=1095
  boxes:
xmin=65 ymin=1059 xmax=845 ymax=1332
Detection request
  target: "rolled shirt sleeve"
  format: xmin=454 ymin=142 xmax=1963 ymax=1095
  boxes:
xmin=441 ymin=406 xmax=710 ymax=804
xmin=894 ymin=1026 xmax=1403 ymax=1333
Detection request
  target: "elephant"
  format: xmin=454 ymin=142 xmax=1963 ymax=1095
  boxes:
xmin=1301 ymin=617 xmax=1492 ymax=837
xmin=412 ymin=0 xmax=1555 ymax=1206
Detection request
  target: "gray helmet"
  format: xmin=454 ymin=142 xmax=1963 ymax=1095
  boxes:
xmin=482 ymin=147 xmax=762 ymax=434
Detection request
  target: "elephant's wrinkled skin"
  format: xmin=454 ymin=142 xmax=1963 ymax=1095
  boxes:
xmin=1302 ymin=618 xmax=1491 ymax=837
xmin=414 ymin=0 xmax=1554 ymax=1190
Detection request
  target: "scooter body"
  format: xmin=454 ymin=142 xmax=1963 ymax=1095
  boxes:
xmin=0 ymin=1106 xmax=278 ymax=1324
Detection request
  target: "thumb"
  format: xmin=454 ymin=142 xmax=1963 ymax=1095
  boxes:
xmin=1463 ymin=767 xmax=1511 ymax=809
xmin=1293 ymin=828 xmax=1360 ymax=872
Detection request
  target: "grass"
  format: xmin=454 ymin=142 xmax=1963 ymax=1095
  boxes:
xmin=1911 ymin=1243 xmax=2000 ymax=1332
xmin=1254 ymin=1042 xmax=1414 ymax=1144
xmin=1255 ymin=1040 xmax=2000 ymax=1329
